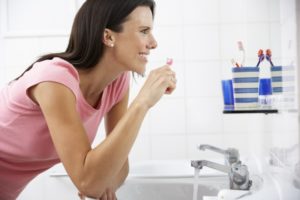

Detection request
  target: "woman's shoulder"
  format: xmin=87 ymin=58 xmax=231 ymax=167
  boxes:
xmin=32 ymin=57 xmax=79 ymax=81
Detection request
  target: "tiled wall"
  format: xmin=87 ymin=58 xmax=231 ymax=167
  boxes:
xmin=127 ymin=0 xmax=299 ymax=162
xmin=0 ymin=0 xmax=298 ymax=165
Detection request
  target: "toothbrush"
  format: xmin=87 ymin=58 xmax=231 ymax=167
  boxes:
xmin=231 ymin=58 xmax=240 ymax=68
xmin=166 ymin=58 xmax=173 ymax=65
xmin=166 ymin=58 xmax=174 ymax=93
xmin=265 ymin=49 xmax=274 ymax=67
xmin=256 ymin=49 xmax=264 ymax=67
xmin=237 ymin=41 xmax=245 ymax=66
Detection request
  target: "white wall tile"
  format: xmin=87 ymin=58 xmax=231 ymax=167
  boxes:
xmin=183 ymin=0 xmax=219 ymax=25
xmin=280 ymin=21 xmax=297 ymax=59
xmin=267 ymin=113 xmax=298 ymax=133
xmin=38 ymin=37 xmax=69 ymax=55
xmin=4 ymin=38 xmax=40 ymax=67
xmin=270 ymin=130 xmax=299 ymax=148
xmin=151 ymin=135 xmax=186 ymax=160
xmin=150 ymin=26 xmax=184 ymax=62
xmin=245 ymin=0 xmax=269 ymax=22
xmin=223 ymin=114 xmax=267 ymax=133
xmin=219 ymin=0 xmax=247 ymax=23
xmin=7 ymin=0 xmax=75 ymax=33
xmin=187 ymin=134 xmax=224 ymax=160
xmin=270 ymin=22 xmax=282 ymax=61
xmin=129 ymin=134 xmax=151 ymax=162
xmin=220 ymin=60 xmax=234 ymax=80
xmin=186 ymin=97 xmax=223 ymax=134
xmin=149 ymin=98 xmax=186 ymax=135
xmin=4 ymin=65 xmax=27 ymax=83
xmin=183 ymin=25 xmax=220 ymax=61
xmin=269 ymin=0 xmax=280 ymax=22
xmin=220 ymin=24 xmax=247 ymax=61
xmin=279 ymin=0 xmax=296 ymax=24
xmin=154 ymin=0 xmax=183 ymax=26
xmin=245 ymin=23 xmax=271 ymax=60
xmin=185 ymin=61 xmax=222 ymax=97
xmin=222 ymin=132 xmax=260 ymax=156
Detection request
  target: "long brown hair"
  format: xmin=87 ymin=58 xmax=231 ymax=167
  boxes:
xmin=15 ymin=0 xmax=155 ymax=80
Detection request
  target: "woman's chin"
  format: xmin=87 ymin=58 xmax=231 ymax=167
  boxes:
xmin=133 ymin=66 xmax=146 ymax=76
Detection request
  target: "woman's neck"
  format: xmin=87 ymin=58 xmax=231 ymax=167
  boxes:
xmin=78 ymin=54 xmax=126 ymax=101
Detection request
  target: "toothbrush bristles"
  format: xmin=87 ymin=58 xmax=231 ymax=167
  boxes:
xmin=237 ymin=41 xmax=245 ymax=66
xmin=237 ymin=41 xmax=244 ymax=51
xmin=231 ymin=58 xmax=240 ymax=67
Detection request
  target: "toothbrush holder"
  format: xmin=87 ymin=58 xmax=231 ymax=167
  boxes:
xmin=232 ymin=67 xmax=260 ymax=108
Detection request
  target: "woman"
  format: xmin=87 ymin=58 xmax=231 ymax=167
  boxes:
xmin=0 ymin=0 xmax=176 ymax=199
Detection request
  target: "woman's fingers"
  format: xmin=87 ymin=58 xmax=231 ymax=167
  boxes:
xmin=98 ymin=188 xmax=116 ymax=200
xmin=78 ymin=188 xmax=117 ymax=200
xmin=100 ymin=193 xmax=107 ymax=200
xmin=152 ymin=66 xmax=176 ymax=91
xmin=165 ymin=75 xmax=177 ymax=94
xmin=135 ymin=63 xmax=177 ymax=109
xmin=106 ymin=189 xmax=113 ymax=200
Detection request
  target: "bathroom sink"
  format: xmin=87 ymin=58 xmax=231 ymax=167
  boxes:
xmin=116 ymin=176 xmax=228 ymax=200
xmin=117 ymin=159 xmax=264 ymax=200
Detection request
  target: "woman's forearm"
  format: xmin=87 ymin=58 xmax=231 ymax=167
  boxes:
xmin=111 ymin=159 xmax=129 ymax=191
xmin=80 ymin=100 xmax=148 ymax=196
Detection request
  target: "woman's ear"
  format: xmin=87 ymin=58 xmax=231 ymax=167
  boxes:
xmin=103 ymin=28 xmax=115 ymax=47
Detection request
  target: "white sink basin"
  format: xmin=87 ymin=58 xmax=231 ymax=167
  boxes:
xmin=117 ymin=159 xmax=264 ymax=200
xmin=117 ymin=176 xmax=228 ymax=200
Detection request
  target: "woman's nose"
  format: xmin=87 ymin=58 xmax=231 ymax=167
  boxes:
xmin=148 ymin=35 xmax=157 ymax=49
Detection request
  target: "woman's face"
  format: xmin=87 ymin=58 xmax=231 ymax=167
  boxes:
xmin=113 ymin=6 xmax=157 ymax=75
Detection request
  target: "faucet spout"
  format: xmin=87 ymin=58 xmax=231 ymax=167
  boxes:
xmin=198 ymin=144 xmax=240 ymax=165
xmin=199 ymin=144 xmax=228 ymax=154
xmin=191 ymin=160 xmax=231 ymax=173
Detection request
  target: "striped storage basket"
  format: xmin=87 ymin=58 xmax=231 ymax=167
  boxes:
xmin=271 ymin=66 xmax=283 ymax=94
xmin=232 ymin=67 xmax=260 ymax=108
xmin=271 ymin=65 xmax=296 ymax=108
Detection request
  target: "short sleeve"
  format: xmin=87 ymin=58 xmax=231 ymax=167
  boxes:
xmin=9 ymin=58 xmax=80 ymax=109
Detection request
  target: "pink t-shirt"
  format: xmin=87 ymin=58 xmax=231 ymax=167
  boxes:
xmin=0 ymin=57 xmax=130 ymax=199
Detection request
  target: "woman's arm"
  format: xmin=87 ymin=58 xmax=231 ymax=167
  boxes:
xmin=104 ymin=89 xmax=130 ymax=191
xmin=30 ymin=65 xmax=176 ymax=198
xmin=80 ymin=90 xmax=130 ymax=199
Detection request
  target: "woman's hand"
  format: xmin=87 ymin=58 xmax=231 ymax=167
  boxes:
xmin=78 ymin=187 xmax=117 ymax=200
xmin=98 ymin=188 xmax=117 ymax=200
xmin=135 ymin=64 xmax=177 ymax=109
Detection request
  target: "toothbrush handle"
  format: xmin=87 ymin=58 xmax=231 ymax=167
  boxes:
xmin=166 ymin=58 xmax=173 ymax=93
xmin=166 ymin=58 xmax=173 ymax=65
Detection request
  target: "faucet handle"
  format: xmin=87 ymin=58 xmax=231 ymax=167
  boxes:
xmin=226 ymin=148 xmax=240 ymax=165
xmin=191 ymin=159 xmax=252 ymax=190
xmin=230 ymin=162 xmax=252 ymax=190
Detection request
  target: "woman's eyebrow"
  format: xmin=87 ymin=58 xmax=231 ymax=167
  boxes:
xmin=139 ymin=26 xmax=152 ymax=30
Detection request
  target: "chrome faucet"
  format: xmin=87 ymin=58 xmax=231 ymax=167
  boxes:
xmin=191 ymin=160 xmax=252 ymax=190
xmin=199 ymin=144 xmax=240 ymax=165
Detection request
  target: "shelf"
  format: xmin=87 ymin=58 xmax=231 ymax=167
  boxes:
xmin=223 ymin=105 xmax=278 ymax=114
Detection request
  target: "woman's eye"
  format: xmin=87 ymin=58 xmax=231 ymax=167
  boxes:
xmin=141 ymin=29 xmax=149 ymax=34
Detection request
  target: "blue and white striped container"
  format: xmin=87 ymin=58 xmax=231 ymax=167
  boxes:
xmin=232 ymin=67 xmax=260 ymax=108
xmin=271 ymin=66 xmax=283 ymax=94
xmin=271 ymin=65 xmax=296 ymax=108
